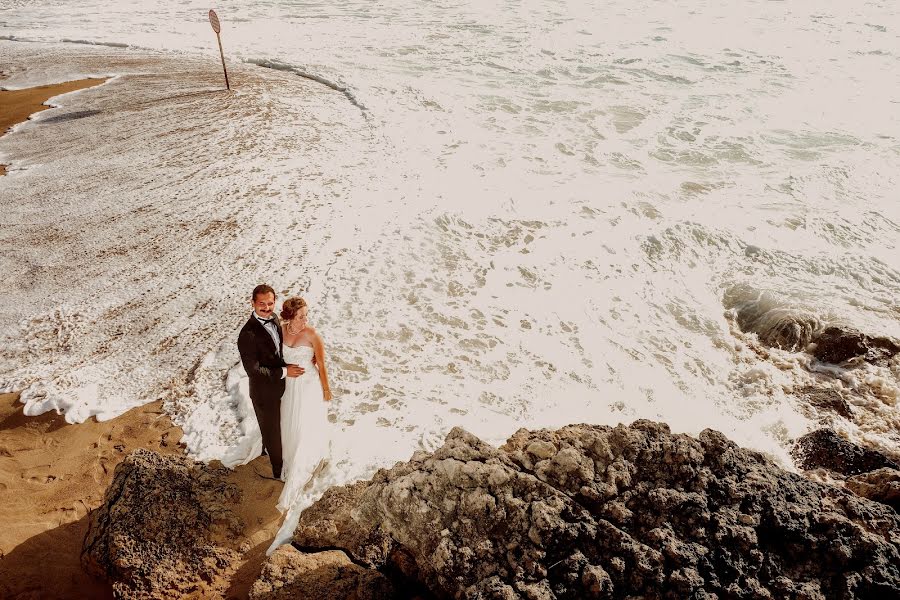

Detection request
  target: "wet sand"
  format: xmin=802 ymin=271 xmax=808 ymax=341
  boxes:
xmin=0 ymin=391 xmax=287 ymax=598
xmin=0 ymin=78 xmax=108 ymax=175
xmin=0 ymin=393 xmax=177 ymax=598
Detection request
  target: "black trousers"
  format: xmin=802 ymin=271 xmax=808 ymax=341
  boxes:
xmin=250 ymin=394 xmax=282 ymax=476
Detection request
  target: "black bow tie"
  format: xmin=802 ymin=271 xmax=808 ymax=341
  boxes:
xmin=258 ymin=317 xmax=276 ymax=324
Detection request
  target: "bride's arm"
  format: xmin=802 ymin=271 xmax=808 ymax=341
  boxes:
xmin=312 ymin=329 xmax=333 ymax=401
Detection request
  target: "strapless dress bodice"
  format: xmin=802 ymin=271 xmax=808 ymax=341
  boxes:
xmin=283 ymin=344 xmax=315 ymax=365
xmin=283 ymin=344 xmax=315 ymax=364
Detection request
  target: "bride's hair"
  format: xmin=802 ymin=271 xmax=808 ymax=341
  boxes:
xmin=280 ymin=297 xmax=308 ymax=321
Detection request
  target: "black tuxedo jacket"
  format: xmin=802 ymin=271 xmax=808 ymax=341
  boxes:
xmin=237 ymin=314 xmax=286 ymax=401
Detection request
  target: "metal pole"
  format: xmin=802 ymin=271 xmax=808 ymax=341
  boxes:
xmin=216 ymin=32 xmax=230 ymax=90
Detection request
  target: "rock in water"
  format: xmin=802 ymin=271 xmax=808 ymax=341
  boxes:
xmin=791 ymin=428 xmax=899 ymax=476
xmin=294 ymin=421 xmax=900 ymax=599
xmin=723 ymin=286 xmax=820 ymax=351
xmin=794 ymin=385 xmax=853 ymax=419
xmin=811 ymin=326 xmax=900 ymax=365
xmin=81 ymin=448 xmax=244 ymax=599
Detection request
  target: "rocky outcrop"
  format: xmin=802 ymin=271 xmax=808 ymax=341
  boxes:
xmin=293 ymin=421 xmax=900 ymax=599
xmin=249 ymin=546 xmax=394 ymax=600
xmin=847 ymin=468 xmax=900 ymax=512
xmin=81 ymin=448 xmax=244 ymax=599
xmin=727 ymin=292 xmax=900 ymax=367
xmin=791 ymin=428 xmax=899 ymax=476
xmin=810 ymin=327 xmax=900 ymax=366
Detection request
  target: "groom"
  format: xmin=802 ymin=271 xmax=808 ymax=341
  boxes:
xmin=237 ymin=284 xmax=303 ymax=479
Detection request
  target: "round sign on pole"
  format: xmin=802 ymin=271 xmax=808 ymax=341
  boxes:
xmin=208 ymin=9 xmax=229 ymax=89
xmin=208 ymin=9 xmax=221 ymax=34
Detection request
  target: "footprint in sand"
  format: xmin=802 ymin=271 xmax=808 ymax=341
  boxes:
xmin=35 ymin=436 xmax=61 ymax=449
xmin=28 ymin=474 xmax=57 ymax=484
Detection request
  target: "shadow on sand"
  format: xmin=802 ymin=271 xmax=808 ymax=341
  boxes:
xmin=0 ymin=394 xmax=70 ymax=434
xmin=0 ymin=513 xmax=113 ymax=599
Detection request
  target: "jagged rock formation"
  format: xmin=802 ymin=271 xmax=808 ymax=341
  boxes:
xmin=847 ymin=468 xmax=900 ymax=512
xmin=726 ymin=292 xmax=900 ymax=366
xmin=83 ymin=423 xmax=900 ymax=599
xmin=81 ymin=448 xmax=244 ymax=599
xmin=294 ymin=421 xmax=900 ymax=599
xmin=811 ymin=327 xmax=900 ymax=366
xmin=726 ymin=298 xmax=900 ymax=365
xmin=249 ymin=546 xmax=394 ymax=600
xmin=791 ymin=428 xmax=899 ymax=476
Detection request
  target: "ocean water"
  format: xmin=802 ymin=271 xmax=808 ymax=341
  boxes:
xmin=2 ymin=0 xmax=899 ymax=545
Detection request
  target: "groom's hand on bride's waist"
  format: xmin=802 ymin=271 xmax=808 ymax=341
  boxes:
xmin=286 ymin=364 xmax=305 ymax=378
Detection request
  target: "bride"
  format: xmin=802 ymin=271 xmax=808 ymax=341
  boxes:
xmin=276 ymin=296 xmax=333 ymax=512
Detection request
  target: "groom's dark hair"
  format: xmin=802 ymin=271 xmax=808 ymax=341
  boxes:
xmin=252 ymin=284 xmax=276 ymax=301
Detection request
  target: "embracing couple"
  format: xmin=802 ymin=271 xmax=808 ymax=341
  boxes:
xmin=237 ymin=284 xmax=333 ymax=511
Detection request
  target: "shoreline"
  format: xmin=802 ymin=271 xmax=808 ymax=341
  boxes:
xmin=0 ymin=78 xmax=109 ymax=175
xmin=0 ymin=71 xmax=287 ymax=596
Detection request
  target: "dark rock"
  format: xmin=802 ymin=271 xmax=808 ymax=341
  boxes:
xmin=847 ymin=468 xmax=900 ymax=512
xmin=724 ymin=287 xmax=900 ymax=366
xmin=792 ymin=428 xmax=898 ymax=476
xmin=795 ymin=385 xmax=853 ymax=419
xmin=811 ymin=326 xmax=900 ymax=365
xmin=294 ymin=421 xmax=900 ymax=599
xmin=249 ymin=546 xmax=394 ymax=600
xmin=81 ymin=448 xmax=244 ymax=599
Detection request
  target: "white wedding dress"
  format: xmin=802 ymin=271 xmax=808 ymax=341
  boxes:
xmin=277 ymin=344 xmax=331 ymax=512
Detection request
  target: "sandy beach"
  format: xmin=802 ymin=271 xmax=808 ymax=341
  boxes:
xmin=0 ymin=393 xmax=175 ymax=598
xmin=0 ymin=387 xmax=286 ymax=598
xmin=0 ymin=79 xmax=108 ymax=176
